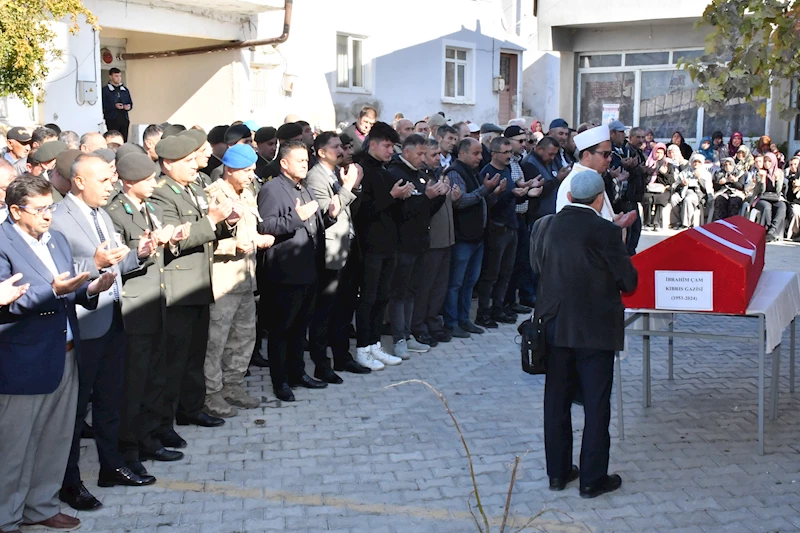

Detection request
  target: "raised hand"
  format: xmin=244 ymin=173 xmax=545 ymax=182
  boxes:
xmin=512 ymin=187 xmax=530 ymax=197
xmin=136 ymin=230 xmax=157 ymax=258
xmin=342 ymin=163 xmax=363 ymax=190
xmin=169 ymin=222 xmax=191 ymax=245
xmin=483 ymin=173 xmax=501 ymax=190
xmin=94 ymin=240 xmax=130 ymax=269
xmin=154 ymin=224 xmax=175 ymax=246
xmin=613 ymin=210 xmax=637 ymax=229
xmin=87 ymin=271 xmax=116 ymax=296
xmin=226 ymin=202 xmax=243 ymax=225
xmin=450 ymin=184 xmax=462 ymax=202
xmin=255 ymin=234 xmax=275 ymax=249
xmin=390 ymin=179 xmax=415 ymax=199
xmin=295 ymin=198 xmax=319 ymax=221
xmin=0 ymin=273 xmax=29 ymax=306
xmin=493 ymin=177 xmax=508 ymax=196
xmin=207 ymin=198 xmax=233 ymax=225
xmin=52 ymin=271 xmax=91 ymax=296
xmin=329 ymin=194 xmax=342 ymax=218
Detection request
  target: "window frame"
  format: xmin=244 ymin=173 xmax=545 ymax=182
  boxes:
xmin=441 ymin=40 xmax=476 ymax=105
xmin=335 ymin=33 xmax=372 ymax=94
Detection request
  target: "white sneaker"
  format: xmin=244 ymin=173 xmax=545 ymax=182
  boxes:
xmin=355 ymin=346 xmax=384 ymax=370
xmin=393 ymin=339 xmax=411 ymax=360
xmin=371 ymin=342 xmax=402 ymax=366
xmin=405 ymin=337 xmax=430 ymax=353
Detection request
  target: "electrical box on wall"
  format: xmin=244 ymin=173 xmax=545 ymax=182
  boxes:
xmin=492 ymin=76 xmax=505 ymax=93
xmin=79 ymin=81 xmax=98 ymax=105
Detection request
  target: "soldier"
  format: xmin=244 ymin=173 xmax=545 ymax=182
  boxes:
xmin=180 ymin=129 xmax=214 ymax=189
xmin=203 ymin=145 xmax=275 ymax=417
xmin=106 ymin=153 xmax=188 ymax=469
xmin=149 ymin=135 xmax=241 ymax=435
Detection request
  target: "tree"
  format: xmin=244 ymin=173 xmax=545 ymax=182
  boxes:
xmin=0 ymin=0 xmax=98 ymax=107
xmin=681 ymin=0 xmax=800 ymax=119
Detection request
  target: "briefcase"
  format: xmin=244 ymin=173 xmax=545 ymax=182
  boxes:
xmin=518 ymin=316 xmax=547 ymax=375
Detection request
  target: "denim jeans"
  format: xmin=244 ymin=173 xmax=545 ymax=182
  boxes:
xmin=443 ymin=240 xmax=484 ymax=328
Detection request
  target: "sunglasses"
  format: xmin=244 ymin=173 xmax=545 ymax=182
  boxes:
xmin=593 ymin=150 xmax=613 ymax=159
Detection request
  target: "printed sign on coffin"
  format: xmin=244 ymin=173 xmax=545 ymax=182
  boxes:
xmin=623 ymin=216 xmax=766 ymax=314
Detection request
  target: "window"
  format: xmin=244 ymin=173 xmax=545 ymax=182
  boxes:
xmin=579 ymin=72 xmax=635 ymax=127
xmin=336 ymin=33 xmax=369 ymax=92
xmin=625 ymin=52 xmax=669 ymax=66
xmin=579 ymin=54 xmax=622 ymax=68
xmin=442 ymin=42 xmax=475 ymax=104
xmin=639 ymin=70 xmax=699 ymax=138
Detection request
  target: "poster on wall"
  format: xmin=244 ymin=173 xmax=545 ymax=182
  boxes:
xmin=602 ymin=104 xmax=620 ymax=125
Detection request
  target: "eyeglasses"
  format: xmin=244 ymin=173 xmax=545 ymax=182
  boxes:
xmin=18 ymin=203 xmax=58 ymax=215
xmin=592 ymin=150 xmax=613 ymax=159
xmin=492 ymin=150 xmax=513 ymax=155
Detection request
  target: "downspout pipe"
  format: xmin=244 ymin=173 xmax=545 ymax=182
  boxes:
xmin=121 ymin=0 xmax=292 ymax=60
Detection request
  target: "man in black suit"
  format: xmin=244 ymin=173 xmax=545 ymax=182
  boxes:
xmin=533 ymin=169 xmax=637 ymax=499
xmin=256 ymin=141 xmax=341 ymax=402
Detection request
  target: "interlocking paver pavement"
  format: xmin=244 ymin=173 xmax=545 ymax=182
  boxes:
xmin=70 ymin=234 xmax=800 ymax=532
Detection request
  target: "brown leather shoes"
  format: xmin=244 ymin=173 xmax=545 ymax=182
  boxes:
xmin=22 ymin=512 xmax=81 ymax=531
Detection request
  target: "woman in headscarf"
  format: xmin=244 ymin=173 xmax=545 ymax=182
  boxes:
xmin=697 ymin=136 xmax=716 ymax=164
xmin=670 ymin=131 xmax=694 ymax=161
xmin=643 ymin=130 xmax=656 ymax=158
xmin=728 ymin=131 xmax=744 ymax=157
xmin=784 ymin=156 xmax=800 ymax=239
xmin=734 ymin=145 xmax=754 ymax=177
xmin=711 ymin=131 xmax=727 ymax=164
xmin=667 ymin=144 xmax=690 ymax=172
xmin=671 ymin=153 xmax=711 ymax=228
xmin=752 ymin=152 xmax=788 ymax=241
xmin=642 ymin=143 xmax=674 ymax=229
xmin=530 ymin=120 xmax=544 ymax=134
xmin=712 ymin=157 xmax=746 ymax=220
xmin=769 ymin=141 xmax=786 ymax=169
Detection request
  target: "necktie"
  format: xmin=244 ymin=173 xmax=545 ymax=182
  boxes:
xmin=91 ymin=209 xmax=120 ymax=302
xmin=141 ymin=205 xmax=153 ymax=230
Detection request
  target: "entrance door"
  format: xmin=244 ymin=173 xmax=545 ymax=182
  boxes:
xmin=499 ymin=52 xmax=518 ymax=125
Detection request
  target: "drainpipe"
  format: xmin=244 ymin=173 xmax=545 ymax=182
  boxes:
xmin=121 ymin=0 xmax=292 ymax=60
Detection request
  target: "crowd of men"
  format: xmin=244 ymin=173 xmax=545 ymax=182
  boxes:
xmin=0 ymin=96 xmax=664 ymax=531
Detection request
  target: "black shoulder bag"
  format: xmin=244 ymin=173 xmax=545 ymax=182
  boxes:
xmin=518 ymin=316 xmax=547 ymax=375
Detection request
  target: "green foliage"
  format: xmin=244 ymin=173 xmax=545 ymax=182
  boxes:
xmin=681 ymin=0 xmax=800 ymax=119
xmin=0 ymin=0 xmax=98 ymax=106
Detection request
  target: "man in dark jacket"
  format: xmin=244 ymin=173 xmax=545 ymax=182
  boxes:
xmin=101 ymin=69 xmax=133 ymax=141
xmin=533 ymin=169 xmax=637 ymax=499
xmin=256 ymin=141 xmax=340 ymax=402
xmin=353 ymin=122 xmax=414 ymax=368
xmin=385 ymin=134 xmax=447 ymax=358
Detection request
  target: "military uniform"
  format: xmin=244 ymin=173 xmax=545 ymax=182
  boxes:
xmin=203 ymin=179 xmax=259 ymax=414
xmin=105 ymin=191 xmax=170 ymax=458
xmin=149 ymin=174 xmax=234 ymax=430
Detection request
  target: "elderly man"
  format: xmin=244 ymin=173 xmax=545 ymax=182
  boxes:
xmin=414 ymin=121 xmax=430 ymax=137
xmin=203 ymin=145 xmax=274 ymax=417
xmin=0 ymin=175 xmax=114 ymax=533
xmin=533 ymin=169 xmax=637 ymax=498
xmin=547 ymin=119 xmax=574 ymax=170
xmin=52 ymin=153 xmax=158 ymax=511
xmin=80 ymin=132 xmax=108 ymax=153
xmin=342 ymin=106 xmax=377 ymax=156
xmin=3 ymin=127 xmax=32 ymax=175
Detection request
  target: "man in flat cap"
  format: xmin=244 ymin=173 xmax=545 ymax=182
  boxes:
xmin=3 ymin=127 xmax=32 ymax=175
xmin=547 ymin=118 xmax=574 ymax=170
xmin=106 ymin=153 xmax=187 ymax=471
xmin=532 ymin=169 xmax=637 ymax=499
xmin=203 ymin=144 xmax=274 ymax=417
xmin=149 ymin=135 xmax=241 ymax=438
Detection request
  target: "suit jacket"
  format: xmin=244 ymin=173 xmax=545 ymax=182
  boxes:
xmin=105 ymin=191 xmax=167 ymax=335
xmin=50 ymin=194 xmax=141 ymax=339
xmin=149 ymin=175 xmax=234 ymax=307
xmin=534 ymin=206 xmax=638 ymax=351
xmin=256 ymin=174 xmax=335 ymax=285
xmin=304 ymin=163 xmax=357 ymax=270
xmin=0 ymin=221 xmax=96 ymax=394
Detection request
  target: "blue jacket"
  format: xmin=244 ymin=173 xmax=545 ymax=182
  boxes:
xmin=101 ymin=83 xmax=133 ymax=122
xmin=0 ymin=221 xmax=95 ymax=395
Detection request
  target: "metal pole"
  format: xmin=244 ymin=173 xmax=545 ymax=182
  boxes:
xmin=643 ymin=314 xmax=651 ymax=408
xmin=615 ymin=352 xmax=624 ymax=440
xmin=668 ymin=313 xmax=674 ymax=380
xmin=771 ymin=344 xmax=780 ymax=421
xmin=758 ymin=314 xmax=766 ymax=456
xmin=791 ymin=318 xmax=796 ymax=394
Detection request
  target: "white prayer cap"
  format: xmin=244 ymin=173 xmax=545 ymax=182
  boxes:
xmin=574 ymin=126 xmax=610 ymax=152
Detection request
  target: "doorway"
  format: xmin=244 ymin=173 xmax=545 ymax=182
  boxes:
xmin=499 ymin=52 xmax=518 ymax=125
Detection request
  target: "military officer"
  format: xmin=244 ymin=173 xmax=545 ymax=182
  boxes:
xmin=106 ymin=153 xmax=188 ymax=471
xmin=149 ymin=135 xmax=241 ymax=436
xmin=180 ymin=129 xmax=214 ymax=189
xmin=202 ymin=145 xmax=274 ymax=417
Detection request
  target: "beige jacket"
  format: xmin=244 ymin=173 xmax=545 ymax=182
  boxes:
xmin=205 ymin=179 xmax=258 ymax=298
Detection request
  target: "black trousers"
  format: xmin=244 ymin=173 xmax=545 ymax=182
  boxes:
xmin=161 ymin=304 xmax=210 ymax=433
xmin=63 ymin=307 xmax=125 ymax=488
xmin=476 ymin=223 xmax=516 ymax=314
xmin=756 ymin=199 xmax=788 ymax=236
xmin=356 ymin=252 xmax=395 ymax=348
xmin=309 ymin=268 xmax=345 ymax=370
xmin=544 ymin=341 xmax=615 ymax=488
xmin=263 ymin=282 xmax=315 ymax=388
xmin=389 ymin=251 xmax=423 ymax=343
xmin=411 ymin=247 xmax=450 ymax=337
xmin=119 ymin=330 xmax=169 ymax=458
xmin=106 ymin=117 xmax=130 ymax=142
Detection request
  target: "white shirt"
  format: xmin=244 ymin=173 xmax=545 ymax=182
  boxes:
xmin=12 ymin=223 xmax=73 ymax=342
xmin=0 ymin=206 xmax=7 ymax=224
xmin=440 ymin=153 xmax=452 ymax=168
xmin=556 ymin=163 xmax=615 ymax=222
xmin=68 ymin=193 xmax=114 ymax=245
xmin=569 ymin=202 xmax=601 ymax=216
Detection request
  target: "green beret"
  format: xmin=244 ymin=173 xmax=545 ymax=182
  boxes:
xmin=115 ymin=143 xmax=147 ymax=164
xmin=30 ymin=140 xmax=67 ymax=164
xmin=93 ymin=148 xmax=115 ymax=164
xmin=161 ymin=124 xmax=186 ymax=138
xmin=55 ymin=149 xmax=82 ymax=179
xmin=155 ymin=136 xmax=197 ymax=160
xmin=117 ymin=153 xmax=159 ymax=182
xmin=179 ymin=129 xmax=207 ymax=151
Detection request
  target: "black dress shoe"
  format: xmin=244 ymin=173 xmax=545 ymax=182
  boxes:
xmin=98 ymin=466 xmax=156 ymax=488
xmin=519 ymin=300 xmax=536 ymax=309
xmin=140 ymin=446 xmax=184 ymax=462
xmin=159 ymin=429 xmax=187 ymax=449
xmin=334 ymin=359 xmax=372 ymax=374
xmin=273 ymin=383 xmax=295 ymax=402
xmin=126 ymin=460 xmax=149 ymax=477
xmin=59 ymin=483 xmax=102 ymax=511
xmin=580 ymin=474 xmax=622 ymax=499
xmin=492 ymin=310 xmax=517 ymax=324
xmin=509 ymin=302 xmax=532 ymax=314
xmin=347 ymin=324 xmax=357 ymax=338
xmin=289 ymin=373 xmax=328 ymax=389
xmin=433 ymin=329 xmax=453 ymax=343
xmin=176 ymin=411 xmax=225 ymax=427
xmin=314 ymin=368 xmax=344 ymax=384
xmin=459 ymin=321 xmax=485 ymax=334
xmin=475 ymin=314 xmax=498 ymax=328
xmin=413 ymin=333 xmax=438 ymax=347
xmin=81 ymin=421 xmax=94 ymax=440
xmin=549 ymin=465 xmax=579 ymax=491
xmin=249 ymin=353 xmax=269 ymax=368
